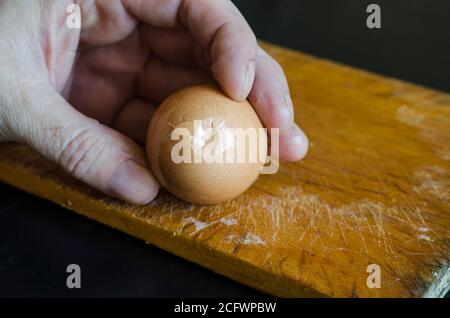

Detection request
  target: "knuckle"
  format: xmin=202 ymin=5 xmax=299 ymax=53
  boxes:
xmin=57 ymin=125 xmax=106 ymax=180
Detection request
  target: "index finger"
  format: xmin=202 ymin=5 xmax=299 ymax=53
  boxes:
xmin=122 ymin=0 xmax=258 ymax=101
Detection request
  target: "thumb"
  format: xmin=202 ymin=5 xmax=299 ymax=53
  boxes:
xmin=17 ymin=84 xmax=159 ymax=205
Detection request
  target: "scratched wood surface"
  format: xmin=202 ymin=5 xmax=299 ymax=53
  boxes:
xmin=0 ymin=42 xmax=449 ymax=297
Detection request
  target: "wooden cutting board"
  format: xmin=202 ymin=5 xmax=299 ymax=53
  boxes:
xmin=0 ymin=42 xmax=449 ymax=298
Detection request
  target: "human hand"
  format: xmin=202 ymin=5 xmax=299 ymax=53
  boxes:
xmin=0 ymin=0 xmax=308 ymax=204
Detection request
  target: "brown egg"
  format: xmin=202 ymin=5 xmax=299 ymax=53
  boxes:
xmin=147 ymin=84 xmax=267 ymax=205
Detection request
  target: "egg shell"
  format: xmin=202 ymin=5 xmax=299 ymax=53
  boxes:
xmin=147 ymin=84 xmax=267 ymax=205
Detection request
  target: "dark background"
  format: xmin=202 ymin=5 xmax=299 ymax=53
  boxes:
xmin=1 ymin=0 xmax=449 ymax=297
xmin=236 ymin=0 xmax=450 ymax=92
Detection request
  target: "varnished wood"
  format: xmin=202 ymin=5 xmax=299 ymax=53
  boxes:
xmin=0 ymin=42 xmax=449 ymax=297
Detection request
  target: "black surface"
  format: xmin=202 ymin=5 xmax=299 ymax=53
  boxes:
xmin=0 ymin=183 xmax=261 ymax=297
xmin=1 ymin=0 xmax=449 ymax=297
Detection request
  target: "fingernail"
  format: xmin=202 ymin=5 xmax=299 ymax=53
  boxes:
xmin=282 ymin=94 xmax=294 ymax=120
xmin=241 ymin=60 xmax=256 ymax=100
xmin=109 ymin=160 xmax=159 ymax=205
xmin=291 ymin=123 xmax=309 ymax=160
xmin=292 ymin=123 xmax=307 ymax=146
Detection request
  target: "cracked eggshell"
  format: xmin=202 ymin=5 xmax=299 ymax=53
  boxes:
xmin=146 ymin=84 xmax=267 ymax=205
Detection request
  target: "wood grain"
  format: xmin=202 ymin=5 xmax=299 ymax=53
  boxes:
xmin=0 ymin=42 xmax=449 ymax=297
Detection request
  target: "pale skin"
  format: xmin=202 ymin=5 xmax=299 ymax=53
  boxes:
xmin=0 ymin=0 xmax=308 ymax=204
